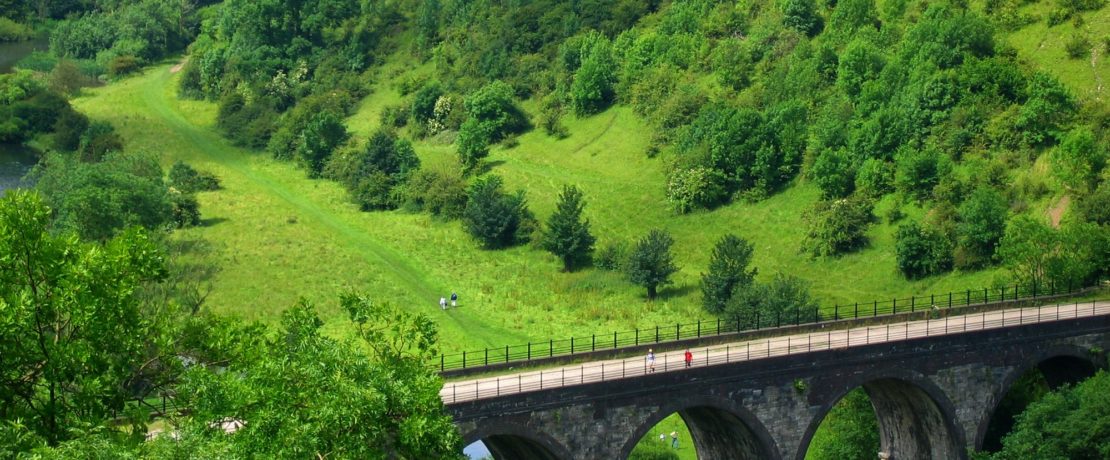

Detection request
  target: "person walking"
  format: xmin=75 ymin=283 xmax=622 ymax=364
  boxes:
xmin=450 ymin=292 xmax=458 ymax=307
xmin=670 ymin=431 xmax=678 ymax=449
xmin=684 ymin=349 xmax=692 ymax=368
xmin=646 ymin=349 xmax=656 ymax=373
xmin=440 ymin=296 xmax=447 ymax=310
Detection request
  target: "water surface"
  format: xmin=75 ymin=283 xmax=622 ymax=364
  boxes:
xmin=0 ymin=144 xmax=38 ymax=193
xmin=0 ymin=36 xmax=49 ymax=74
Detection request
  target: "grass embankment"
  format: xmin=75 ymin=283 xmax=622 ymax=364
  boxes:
xmin=72 ymin=61 xmax=1014 ymax=354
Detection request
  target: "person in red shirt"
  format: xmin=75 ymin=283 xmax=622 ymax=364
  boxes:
xmin=684 ymin=349 xmax=693 ymax=368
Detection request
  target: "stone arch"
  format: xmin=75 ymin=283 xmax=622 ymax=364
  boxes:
xmin=975 ymin=344 xmax=1102 ymax=450
xmin=799 ymin=372 xmax=964 ymax=460
xmin=618 ymin=395 xmax=781 ymax=460
xmin=461 ymin=421 xmax=571 ymax=460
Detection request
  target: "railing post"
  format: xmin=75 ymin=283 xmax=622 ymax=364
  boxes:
xmin=814 ymin=307 xmax=819 ymax=323
xmin=440 ymin=355 xmax=444 ymax=372
xmin=835 ymin=304 xmax=839 ymax=320
xmin=505 ymin=345 xmax=509 ymax=363
xmin=984 ymin=288 xmax=988 ymax=303
xmin=948 ymin=292 xmax=952 ymax=308
xmin=893 ymin=298 xmax=897 ymax=314
xmin=463 ymin=351 xmax=467 ymax=368
xmin=855 ymin=302 xmax=859 ymax=318
xmin=571 ymin=337 xmax=575 ymax=354
xmin=635 ymin=329 xmax=639 ymax=346
xmin=911 ymin=297 xmax=915 ymax=312
xmin=698 ymin=320 xmax=701 ymax=337
xmin=1001 ymin=286 xmax=1005 ymax=301
xmin=676 ymin=323 xmax=680 ymax=340
xmin=485 ymin=348 xmax=488 ymax=366
xmin=592 ymin=334 xmax=596 ymax=352
xmin=655 ymin=325 xmax=659 ymax=343
xmin=966 ymin=289 xmax=970 ymax=305
xmin=873 ymin=300 xmax=878 ymax=316
xmin=548 ymin=340 xmax=552 ymax=357
xmin=613 ymin=331 xmax=617 ymax=349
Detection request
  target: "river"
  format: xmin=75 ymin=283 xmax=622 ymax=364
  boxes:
xmin=0 ymin=36 xmax=49 ymax=74
xmin=0 ymin=143 xmax=37 ymax=193
xmin=1 ymin=36 xmax=50 ymax=193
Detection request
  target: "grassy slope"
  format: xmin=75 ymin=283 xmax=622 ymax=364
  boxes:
xmin=69 ymin=2 xmax=1108 ymax=357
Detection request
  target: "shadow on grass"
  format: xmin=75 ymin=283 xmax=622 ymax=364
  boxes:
xmin=201 ymin=217 xmax=227 ymax=227
xmin=658 ymin=283 xmax=698 ymax=301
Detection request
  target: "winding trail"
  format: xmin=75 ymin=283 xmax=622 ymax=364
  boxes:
xmin=135 ymin=65 xmax=516 ymax=347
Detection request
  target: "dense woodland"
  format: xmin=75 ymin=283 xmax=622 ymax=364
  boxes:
xmin=2 ymin=0 xmax=1110 ymax=457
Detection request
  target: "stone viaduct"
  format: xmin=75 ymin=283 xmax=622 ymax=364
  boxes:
xmin=447 ymin=310 xmax=1109 ymax=459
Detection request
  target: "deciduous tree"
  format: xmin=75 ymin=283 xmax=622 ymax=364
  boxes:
xmin=627 ymin=229 xmax=679 ymax=299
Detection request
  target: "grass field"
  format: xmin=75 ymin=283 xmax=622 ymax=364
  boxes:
xmin=68 ymin=0 xmax=1110 ymax=357
xmin=70 ymin=60 xmax=1015 ymax=354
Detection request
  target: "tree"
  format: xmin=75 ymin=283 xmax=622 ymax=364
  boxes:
xmin=956 ymin=187 xmax=1008 ymax=266
xmin=987 ymin=371 xmax=1110 ymax=459
xmin=542 ymin=185 xmax=596 ymax=271
xmin=727 ymin=273 xmax=820 ymax=327
xmin=462 ymin=175 xmax=534 ymax=249
xmin=627 ymin=229 xmax=679 ymax=299
xmin=0 ymin=191 xmax=168 ymax=445
xmin=163 ymin=293 xmax=464 ymax=458
xmin=894 ymin=146 xmax=948 ymax=202
xmin=1016 ymin=72 xmax=1075 ymax=146
xmin=997 ymin=216 xmax=1057 ymax=288
xmin=570 ymin=34 xmax=616 ymax=115
xmin=1051 ymin=127 xmax=1106 ymax=193
xmin=701 ymin=234 xmax=757 ymax=314
xmin=895 ymin=221 xmax=953 ymax=279
xmin=456 ymin=81 xmax=528 ymax=173
xmin=297 ymin=111 xmax=349 ymax=178
xmin=783 ymin=0 xmax=823 ymax=36
xmin=811 ymin=148 xmax=856 ymax=199
xmin=33 ymin=152 xmax=175 ymax=241
xmin=801 ymin=197 xmax=875 ymax=258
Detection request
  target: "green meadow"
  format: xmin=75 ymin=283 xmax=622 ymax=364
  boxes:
xmin=72 ymin=61 xmax=1012 ymax=354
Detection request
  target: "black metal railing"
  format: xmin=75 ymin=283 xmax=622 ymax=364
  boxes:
xmin=434 ymin=279 xmax=1101 ymax=372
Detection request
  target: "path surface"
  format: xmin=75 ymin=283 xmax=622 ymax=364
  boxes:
xmin=441 ymin=300 xmax=1110 ymax=404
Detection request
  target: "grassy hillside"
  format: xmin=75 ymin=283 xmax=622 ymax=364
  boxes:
xmin=69 ymin=0 xmax=1110 ymax=356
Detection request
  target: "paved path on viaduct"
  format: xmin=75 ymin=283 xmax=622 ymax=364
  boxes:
xmin=444 ymin=300 xmax=1110 ymax=459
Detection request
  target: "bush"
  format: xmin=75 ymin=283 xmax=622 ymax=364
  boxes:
xmin=168 ymin=161 xmax=221 ymax=193
xmin=595 ymin=241 xmax=628 ymax=271
xmin=380 ymin=104 xmax=409 ymax=128
xmin=107 ymin=55 xmax=142 ymax=78
xmin=78 ymin=120 xmax=124 ymax=162
xmin=1077 ymin=182 xmax=1110 ymax=225
xmin=403 ymin=167 xmax=468 ymax=219
xmin=463 ymin=175 xmax=535 ymax=249
xmin=53 ymin=108 xmax=90 ymax=151
xmin=727 ymin=273 xmax=820 ymax=327
xmin=801 ymin=197 xmax=875 ymax=258
xmin=49 ymin=60 xmax=90 ymax=96
xmin=1064 ymin=33 xmax=1091 ymax=59
xmin=0 ymin=17 xmax=33 ymax=42
xmin=810 ymin=149 xmax=856 ymax=199
xmin=956 ymin=187 xmax=1008 ymax=267
xmin=895 ymin=147 xmax=948 ymax=202
xmin=666 ymin=167 xmax=728 ymax=213
xmin=855 ymin=158 xmax=894 ymax=198
xmin=170 ymin=191 xmax=201 ymax=227
xmin=895 ymin=221 xmax=954 ymax=279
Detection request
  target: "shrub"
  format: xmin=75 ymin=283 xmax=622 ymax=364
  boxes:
xmin=727 ymin=273 xmax=820 ymax=327
xmin=801 ymin=197 xmax=875 ymax=258
xmin=78 ymin=121 xmax=124 ymax=162
xmin=168 ymin=161 xmax=221 ymax=193
xmin=0 ymin=17 xmax=33 ymax=42
xmin=380 ymin=104 xmax=409 ymax=128
xmin=53 ymin=108 xmax=90 ymax=151
xmin=1077 ymin=182 xmax=1110 ymax=225
xmin=895 ymin=221 xmax=954 ymax=279
xmin=49 ymin=60 xmax=90 ymax=96
xmin=1064 ymin=33 xmax=1091 ymax=59
xmin=595 ymin=241 xmax=628 ymax=271
xmin=855 ymin=158 xmax=894 ymax=198
xmin=411 ymin=81 xmax=443 ymax=124
xmin=810 ymin=149 xmax=856 ymax=199
xmin=403 ymin=167 xmax=468 ymax=219
xmin=170 ymin=191 xmax=201 ymax=227
xmin=666 ymin=167 xmax=728 ymax=213
xmin=895 ymin=147 xmax=948 ymax=202
xmin=956 ymin=187 xmax=1009 ymax=267
xmin=107 ymin=55 xmax=142 ymax=78
xmin=463 ymin=175 xmax=535 ymax=249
